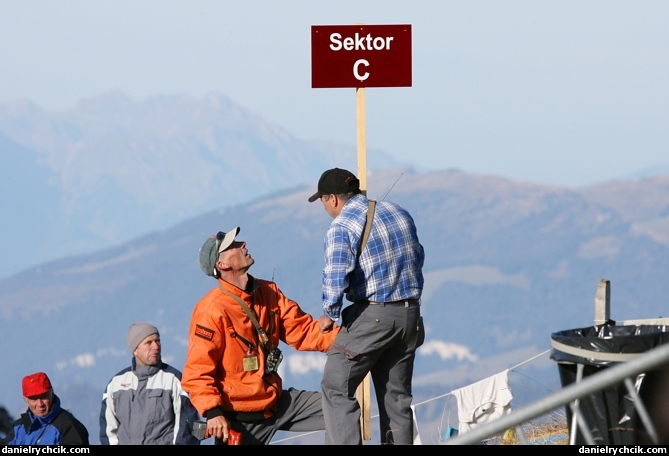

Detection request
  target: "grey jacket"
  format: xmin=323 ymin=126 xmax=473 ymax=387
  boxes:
xmin=99 ymin=359 xmax=200 ymax=445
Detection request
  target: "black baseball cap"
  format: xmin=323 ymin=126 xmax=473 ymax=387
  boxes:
xmin=308 ymin=168 xmax=360 ymax=202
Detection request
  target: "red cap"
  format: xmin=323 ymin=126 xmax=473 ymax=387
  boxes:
xmin=22 ymin=372 xmax=53 ymax=397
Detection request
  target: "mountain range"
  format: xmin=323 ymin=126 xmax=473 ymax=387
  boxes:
xmin=2 ymin=93 xmax=669 ymax=444
xmin=0 ymin=91 xmax=401 ymax=280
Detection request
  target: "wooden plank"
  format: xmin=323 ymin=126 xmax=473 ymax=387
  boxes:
xmin=355 ymin=86 xmax=372 ymax=441
xmin=356 ymin=373 xmax=372 ymax=441
xmin=594 ymin=278 xmax=611 ymax=325
xmin=356 ymin=87 xmax=367 ymax=193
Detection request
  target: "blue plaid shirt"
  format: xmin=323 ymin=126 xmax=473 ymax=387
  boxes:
xmin=321 ymin=193 xmax=425 ymax=320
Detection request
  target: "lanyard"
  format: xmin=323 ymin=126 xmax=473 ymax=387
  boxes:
xmin=218 ymin=285 xmax=270 ymax=350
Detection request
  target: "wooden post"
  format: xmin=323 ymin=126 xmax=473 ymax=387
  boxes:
xmin=594 ymin=278 xmax=611 ymax=325
xmin=356 ymin=87 xmax=367 ymax=194
xmin=355 ymin=86 xmax=372 ymax=442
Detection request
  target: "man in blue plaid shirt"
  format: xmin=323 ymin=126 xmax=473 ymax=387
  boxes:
xmin=308 ymin=167 xmax=425 ymax=445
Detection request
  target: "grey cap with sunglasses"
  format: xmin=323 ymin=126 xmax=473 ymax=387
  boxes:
xmin=198 ymin=227 xmax=240 ymax=278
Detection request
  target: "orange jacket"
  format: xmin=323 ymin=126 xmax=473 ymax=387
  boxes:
xmin=181 ymin=276 xmax=339 ymax=419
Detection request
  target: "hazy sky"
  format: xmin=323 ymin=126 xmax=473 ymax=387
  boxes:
xmin=2 ymin=1 xmax=668 ymax=188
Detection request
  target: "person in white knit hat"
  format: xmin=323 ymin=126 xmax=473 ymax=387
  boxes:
xmin=99 ymin=322 xmax=200 ymax=445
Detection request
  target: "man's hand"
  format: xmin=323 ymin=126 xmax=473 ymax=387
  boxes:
xmin=206 ymin=415 xmax=232 ymax=442
xmin=317 ymin=315 xmax=335 ymax=333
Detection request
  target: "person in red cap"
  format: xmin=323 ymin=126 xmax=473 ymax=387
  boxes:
xmin=1 ymin=372 xmax=89 ymax=445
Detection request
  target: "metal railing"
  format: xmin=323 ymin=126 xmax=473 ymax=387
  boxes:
xmin=442 ymin=339 xmax=669 ymax=445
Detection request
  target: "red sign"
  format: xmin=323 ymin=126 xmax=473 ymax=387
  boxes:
xmin=311 ymin=24 xmax=412 ymax=89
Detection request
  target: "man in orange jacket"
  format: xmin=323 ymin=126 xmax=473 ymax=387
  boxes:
xmin=181 ymin=226 xmax=339 ymax=445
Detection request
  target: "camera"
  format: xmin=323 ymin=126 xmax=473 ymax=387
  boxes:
xmin=265 ymin=347 xmax=283 ymax=374
xmin=192 ymin=420 xmax=207 ymax=440
xmin=191 ymin=420 xmax=242 ymax=445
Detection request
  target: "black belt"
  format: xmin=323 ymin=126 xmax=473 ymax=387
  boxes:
xmin=364 ymin=299 xmax=420 ymax=307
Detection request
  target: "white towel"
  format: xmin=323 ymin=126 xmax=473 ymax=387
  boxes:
xmin=452 ymin=369 xmax=513 ymax=434
xmin=411 ymin=404 xmax=422 ymax=445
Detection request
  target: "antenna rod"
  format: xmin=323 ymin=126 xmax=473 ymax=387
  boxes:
xmin=380 ymin=173 xmax=404 ymax=200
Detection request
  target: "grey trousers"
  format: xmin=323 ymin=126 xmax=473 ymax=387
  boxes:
xmin=216 ymin=388 xmax=324 ymax=445
xmin=321 ymin=301 xmax=424 ymax=445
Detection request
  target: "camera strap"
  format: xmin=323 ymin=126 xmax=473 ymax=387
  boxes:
xmin=218 ymin=285 xmax=270 ymax=352
xmin=358 ymin=199 xmax=376 ymax=260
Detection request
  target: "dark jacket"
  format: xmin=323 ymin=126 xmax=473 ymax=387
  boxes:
xmin=2 ymin=395 xmax=89 ymax=445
